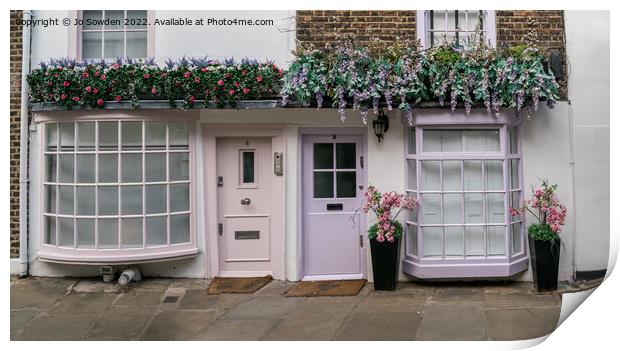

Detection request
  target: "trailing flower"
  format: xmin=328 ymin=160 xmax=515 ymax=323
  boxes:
xmin=27 ymin=57 xmax=283 ymax=110
xmin=362 ymin=185 xmax=418 ymax=243
xmin=280 ymin=47 xmax=328 ymax=109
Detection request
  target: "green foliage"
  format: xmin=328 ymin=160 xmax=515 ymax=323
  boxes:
xmin=368 ymin=220 xmax=404 ymax=240
xmin=527 ymin=223 xmax=559 ymax=241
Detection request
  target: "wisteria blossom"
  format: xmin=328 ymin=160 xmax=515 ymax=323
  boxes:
xmin=362 ymin=185 xmax=418 ymax=243
xmin=510 ymin=179 xmax=567 ymax=240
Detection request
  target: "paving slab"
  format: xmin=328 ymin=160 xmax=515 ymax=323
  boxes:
xmin=71 ymin=279 xmax=122 ymax=293
xmin=13 ymin=313 xmax=100 ymax=340
xmin=129 ymin=278 xmax=171 ymax=291
xmin=486 ymin=307 xmax=560 ymax=340
xmin=484 ymin=292 xmax=561 ymax=309
xmin=416 ymin=302 xmax=487 ymax=340
xmin=140 ymin=310 xmax=217 ymax=340
xmin=86 ymin=306 xmax=155 ymax=340
xmin=10 ymin=277 xmax=75 ymax=310
xmin=167 ymin=278 xmax=211 ymax=290
xmin=194 ymin=318 xmax=282 ymax=340
xmin=179 ymin=289 xmax=219 ymax=310
xmin=10 ymin=310 xmax=39 ymax=339
xmin=356 ymin=292 xmax=426 ymax=313
xmin=336 ymin=312 xmax=422 ymax=340
xmin=430 ymin=287 xmax=484 ymax=303
xmin=51 ymin=292 xmax=118 ymax=315
xmin=220 ymin=295 xmax=303 ymax=320
xmin=114 ymin=289 xmax=164 ymax=307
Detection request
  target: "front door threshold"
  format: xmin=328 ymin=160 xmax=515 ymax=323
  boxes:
xmin=302 ymin=273 xmax=363 ymax=281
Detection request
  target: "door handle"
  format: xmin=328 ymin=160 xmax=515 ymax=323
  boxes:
xmin=241 ymin=198 xmax=251 ymax=205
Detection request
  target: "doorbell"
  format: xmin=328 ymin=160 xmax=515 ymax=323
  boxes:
xmin=274 ymin=152 xmax=283 ymax=176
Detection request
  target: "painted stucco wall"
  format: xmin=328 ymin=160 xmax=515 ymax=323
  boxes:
xmin=564 ymin=11 xmax=610 ymax=273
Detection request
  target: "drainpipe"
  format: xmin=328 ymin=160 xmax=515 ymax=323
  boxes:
xmin=567 ymin=99 xmax=577 ymax=281
xmin=19 ymin=10 xmax=32 ymax=277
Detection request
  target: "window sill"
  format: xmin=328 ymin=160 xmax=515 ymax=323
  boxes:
xmin=37 ymin=246 xmax=198 ymax=265
xmin=402 ymin=255 xmax=529 ymax=279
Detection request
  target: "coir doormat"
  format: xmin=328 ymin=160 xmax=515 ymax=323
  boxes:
xmin=207 ymin=275 xmax=272 ymax=294
xmin=285 ymin=279 xmax=367 ymax=297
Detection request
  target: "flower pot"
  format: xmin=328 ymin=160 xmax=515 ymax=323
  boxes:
xmin=370 ymin=237 xmax=401 ymax=291
xmin=529 ymin=236 xmax=561 ymax=291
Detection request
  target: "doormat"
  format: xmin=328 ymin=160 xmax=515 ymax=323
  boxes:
xmin=207 ymin=276 xmax=272 ymax=294
xmin=285 ymin=279 xmax=367 ymax=297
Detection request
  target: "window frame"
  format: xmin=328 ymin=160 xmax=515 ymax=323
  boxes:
xmin=76 ymin=10 xmax=154 ymax=61
xmin=37 ymin=118 xmax=197 ymax=264
xmin=416 ymin=10 xmax=497 ymax=49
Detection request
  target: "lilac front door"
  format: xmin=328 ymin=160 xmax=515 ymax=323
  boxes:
xmin=302 ymin=134 xmax=365 ymax=279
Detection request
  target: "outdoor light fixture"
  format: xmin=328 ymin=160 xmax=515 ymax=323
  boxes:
xmin=372 ymin=108 xmax=390 ymax=142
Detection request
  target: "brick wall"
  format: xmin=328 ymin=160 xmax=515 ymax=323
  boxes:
xmin=10 ymin=10 xmax=23 ymax=258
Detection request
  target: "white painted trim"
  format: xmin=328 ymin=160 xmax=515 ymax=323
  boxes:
xmin=302 ymin=273 xmax=364 ymax=281
xmin=219 ymin=270 xmax=273 ymax=278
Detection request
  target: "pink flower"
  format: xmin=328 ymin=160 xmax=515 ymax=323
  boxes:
xmin=256 ymin=76 xmax=263 ymax=82
xmin=188 ymin=96 xmax=195 ymax=103
xmin=62 ymin=81 xmax=70 ymax=87
xmin=387 ymin=235 xmax=395 ymax=243
xmin=101 ymin=75 xmax=107 ymax=81
xmin=114 ymin=95 xmax=122 ymax=102
xmin=143 ymin=73 xmax=150 ymax=79
xmin=229 ymin=89 xmax=235 ymax=96
xmin=81 ymin=72 xmax=89 ymax=78
xmin=201 ymin=67 xmax=208 ymax=72
xmin=217 ymin=80 xmax=224 ymax=86
xmin=151 ymin=87 xmax=157 ymax=94
xmin=234 ymin=81 xmax=239 ymax=87
xmin=243 ymin=88 xmax=250 ymax=94
xmin=534 ymin=188 xmax=543 ymax=197
xmin=111 ymin=63 xmax=120 ymax=70
xmin=85 ymin=86 xmax=92 ymax=93
xmin=94 ymin=71 xmax=100 ymax=77
xmin=60 ymin=94 xmax=67 ymax=100
xmin=93 ymin=87 xmax=99 ymax=94
xmin=194 ymin=77 xmax=200 ymax=84
xmin=97 ymin=98 xmax=104 ymax=106
xmin=47 ymin=81 xmax=52 ymax=86
xmin=183 ymin=72 xmax=191 ymax=79
xmin=72 ymin=96 xmax=80 ymax=102
xmin=376 ymin=235 xmax=385 ymax=243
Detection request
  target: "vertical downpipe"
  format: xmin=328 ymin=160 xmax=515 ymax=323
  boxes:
xmin=567 ymin=100 xmax=577 ymax=281
xmin=19 ymin=10 xmax=33 ymax=277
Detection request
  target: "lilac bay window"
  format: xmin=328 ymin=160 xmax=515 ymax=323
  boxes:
xmin=403 ymin=113 xmax=528 ymax=278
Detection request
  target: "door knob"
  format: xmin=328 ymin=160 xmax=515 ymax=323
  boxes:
xmin=241 ymin=198 xmax=251 ymax=205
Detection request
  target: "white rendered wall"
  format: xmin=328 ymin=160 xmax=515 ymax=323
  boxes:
xmin=30 ymin=10 xmax=71 ymax=67
xmin=564 ymin=11 xmax=610 ymax=274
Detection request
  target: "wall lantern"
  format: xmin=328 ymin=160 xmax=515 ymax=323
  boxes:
xmin=372 ymin=108 xmax=390 ymax=142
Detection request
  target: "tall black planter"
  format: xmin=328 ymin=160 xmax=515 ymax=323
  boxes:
xmin=370 ymin=237 xmax=400 ymax=291
xmin=529 ymin=237 xmax=561 ymax=291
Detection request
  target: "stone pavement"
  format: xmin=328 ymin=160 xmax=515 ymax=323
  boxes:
xmin=11 ymin=277 xmax=566 ymax=341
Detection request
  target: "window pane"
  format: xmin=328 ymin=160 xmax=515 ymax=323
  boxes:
xmin=145 ymin=122 xmax=166 ymax=150
xmin=46 ymin=123 xmax=57 ymax=151
xmin=463 ymin=129 xmax=500 ymax=152
xmin=126 ymin=31 xmax=147 ymax=58
xmin=421 ymin=161 xmax=440 ymax=191
xmin=445 ymin=226 xmax=464 ymax=256
xmin=336 ymin=172 xmax=356 ymax=198
xmin=485 ymin=160 xmax=504 ymax=191
xmin=464 ymin=193 xmax=483 ymax=223
xmin=407 ymin=224 xmax=418 ymax=256
xmin=170 ymin=214 xmax=190 ymax=244
xmin=313 ymin=143 xmax=333 ymax=169
xmin=98 ymin=154 xmax=118 ymax=183
xmin=59 ymin=123 xmax=75 ymax=151
xmin=407 ymin=160 xmax=416 ymax=190
xmin=98 ymin=186 xmax=118 ymax=215
xmin=77 ymin=219 xmax=95 ymax=248
xmin=242 ymin=151 xmax=255 ymax=184
xmin=488 ymin=226 xmax=506 ymax=256
xmin=170 ymin=123 xmax=189 ymax=150
xmin=99 ymin=218 xmax=118 ymax=249
xmin=170 ymin=183 xmax=189 ymax=212
xmin=76 ymin=186 xmax=96 ymax=215
xmin=463 ymin=160 xmax=482 ymax=191
xmin=103 ymin=31 xmax=124 ymax=58
xmin=510 ymin=191 xmax=522 ymax=222
xmin=443 ymin=194 xmax=463 ymax=224
xmin=465 ymin=226 xmax=484 ymax=256
xmin=76 ymin=154 xmax=96 ymax=183
xmin=422 ymin=227 xmax=442 ymax=257
xmin=441 ymin=130 xmax=462 ymax=151
xmin=421 ymin=194 xmax=441 ymax=224
xmin=408 ymin=128 xmax=416 ymax=154
xmin=408 ymin=197 xmax=418 ymax=223
xmin=423 ymin=130 xmax=441 ymax=152
xmin=145 ymin=153 xmax=166 ymax=182
xmin=104 ymin=10 xmax=124 ymax=30
xmin=145 ymin=185 xmax=167 ymax=214
xmin=122 ymin=122 xmax=142 ymax=150
xmin=82 ymin=10 xmax=102 ymax=30
xmin=59 ymin=154 xmax=74 ymax=183
xmin=442 ymin=160 xmax=461 ymax=191
xmin=121 ymin=185 xmax=143 ymax=215
xmin=77 ymin=122 xmax=95 ymax=151
xmin=45 ymin=155 xmax=57 ymax=182
xmin=169 ymin=153 xmax=190 ymax=181
xmin=511 ymin=222 xmax=522 ymax=254
xmin=146 ymin=216 xmax=167 ymax=246
xmin=486 ymin=193 xmax=505 ymax=223
xmin=44 ymin=216 xmax=56 ymax=245
xmin=509 ymin=127 xmax=518 ymax=154
xmin=82 ymin=32 xmax=102 ymax=59
xmin=121 ymin=218 xmax=143 ymax=248
xmin=58 ymin=185 xmax=74 ymax=215
xmin=121 ymin=154 xmax=142 ymax=182
xmin=313 ymin=172 xmax=333 ymax=198
xmin=99 ymin=122 xmax=118 ymax=151
xmin=509 ymin=159 xmax=519 ymax=190
xmin=336 ymin=143 xmax=356 ymax=169
xmin=45 ymin=185 xmax=56 ymax=213
xmin=58 ymin=218 xmax=74 ymax=247
xmin=127 ymin=10 xmax=148 ymax=29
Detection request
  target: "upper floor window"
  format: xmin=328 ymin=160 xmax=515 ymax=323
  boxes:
xmin=81 ymin=10 xmax=148 ymax=60
xmin=417 ymin=10 xmax=496 ymax=49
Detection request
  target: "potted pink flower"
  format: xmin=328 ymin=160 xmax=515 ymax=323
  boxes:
xmin=362 ymin=185 xmax=418 ymax=290
xmin=510 ymin=179 xmax=567 ymax=291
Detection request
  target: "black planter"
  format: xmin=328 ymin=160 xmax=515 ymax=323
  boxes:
xmin=529 ymin=236 xmax=561 ymax=291
xmin=370 ymin=237 xmax=401 ymax=291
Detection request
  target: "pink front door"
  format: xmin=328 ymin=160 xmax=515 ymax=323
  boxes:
xmin=302 ymin=134 xmax=366 ymax=279
xmin=216 ymin=137 xmax=273 ymax=276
